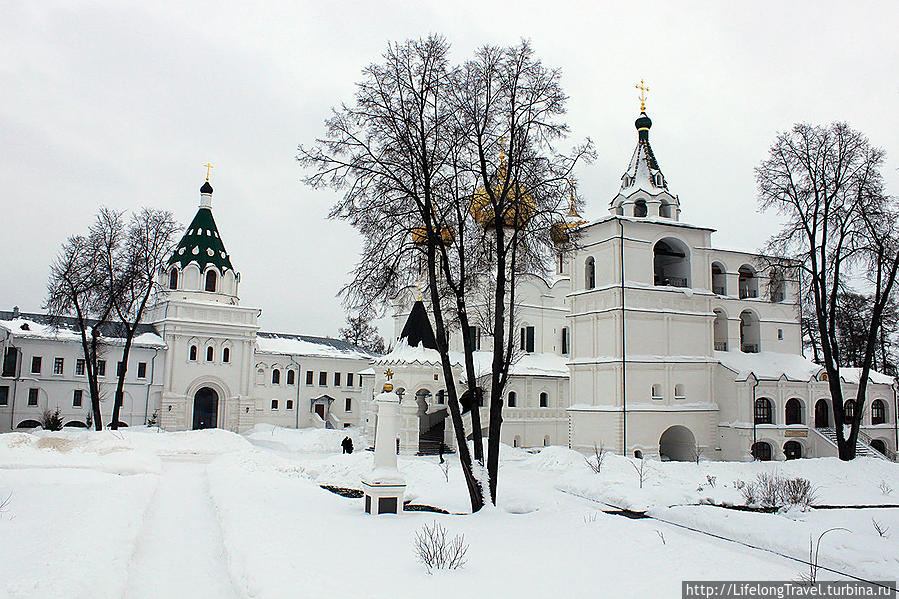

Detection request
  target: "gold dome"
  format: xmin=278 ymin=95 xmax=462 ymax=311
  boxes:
xmin=469 ymin=145 xmax=535 ymax=230
xmin=550 ymin=194 xmax=587 ymax=245
xmin=411 ymin=226 xmax=455 ymax=245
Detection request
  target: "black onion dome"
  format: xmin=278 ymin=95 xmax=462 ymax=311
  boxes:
xmin=635 ymin=112 xmax=652 ymax=131
xmin=200 ymin=180 xmax=214 ymax=194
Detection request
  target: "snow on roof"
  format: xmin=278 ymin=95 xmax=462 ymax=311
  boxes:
xmin=715 ymin=351 xmax=894 ymax=385
xmin=375 ymin=339 xmax=568 ymax=378
xmin=0 ymin=312 xmax=165 ymax=348
xmin=255 ymin=332 xmax=374 ymax=360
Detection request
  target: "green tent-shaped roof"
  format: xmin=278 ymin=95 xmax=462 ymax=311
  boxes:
xmin=167 ymin=184 xmax=235 ymax=273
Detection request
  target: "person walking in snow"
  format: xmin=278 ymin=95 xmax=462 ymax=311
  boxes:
xmin=341 ymin=436 xmax=354 ymax=454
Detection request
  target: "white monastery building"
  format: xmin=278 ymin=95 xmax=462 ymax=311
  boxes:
xmin=1 ymin=108 xmax=896 ymax=462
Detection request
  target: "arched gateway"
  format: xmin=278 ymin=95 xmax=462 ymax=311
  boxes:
xmin=659 ymin=425 xmax=696 ymax=461
xmin=193 ymin=387 xmax=219 ymax=430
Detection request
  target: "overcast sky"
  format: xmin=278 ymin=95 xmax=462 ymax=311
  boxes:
xmin=2 ymin=1 xmax=897 ymax=339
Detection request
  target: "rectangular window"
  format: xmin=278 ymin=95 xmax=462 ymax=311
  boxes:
xmin=2 ymin=347 xmax=17 ymax=377
xmin=561 ymin=327 xmax=569 ymax=356
xmin=28 ymin=388 xmax=39 ymax=406
xmin=97 ymin=360 xmax=106 ymax=377
xmin=0 ymin=386 xmax=8 ymax=406
xmin=53 ymin=357 xmax=64 ymax=375
xmin=520 ymin=327 xmax=535 ymax=353
xmin=73 ymin=389 xmax=83 ymax=408
xmin=777 ymin=328 xmax=783 ymax=340
xmin=117 ymin=361 xmax=125 ymax=377
xmin=31 ymin=356 xmax=42 ymax=374
xmin=319 ymin=371 xmax=327 ymax=386
xmin=286 ymin=400 xmax=293 ymax=410
xmin=465 ymin=326 xmax=481 ymax=351
xmin=345 ymin=397 xmax=352 ymax=412
xmin=306 ymin=370 xmax=314 ymax=385
xmin=76 ymin=359 xmax=85 ymax=376
xmin=347 ymin=373 xmax=354 ymax=387
xmin=334 ymin=372 xmax=341 ymax=387
xmin=137 ymin=362 xmax=147 ymax=379
xmin=271 ymin=399 xmax=278 ymax=410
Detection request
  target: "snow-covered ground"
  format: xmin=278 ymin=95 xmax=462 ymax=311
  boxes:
xmin=1 ymin=427 xmax=897 ymax=598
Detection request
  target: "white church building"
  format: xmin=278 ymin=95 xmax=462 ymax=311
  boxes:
xmin=363 ymin=108 xmax=898 ymax=463
xmin=1 ymin=107 xmax=896 ymax=463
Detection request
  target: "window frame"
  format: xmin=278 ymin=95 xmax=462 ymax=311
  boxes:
xmin=30 ymin=356 xmax=42 ymax=375
xmin=53 ymin=357 xmax=64 ymax=376
xmin=137 ymin=362 xmax=147 ymax=379
xmin=28 ymin=388 xmax=39 ymax=406
xmin=73 ymin=389 xmax=83 ymax=408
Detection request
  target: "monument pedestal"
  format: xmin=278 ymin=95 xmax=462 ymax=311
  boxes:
xmin=361 ymin=480 xmax=405 ymax=515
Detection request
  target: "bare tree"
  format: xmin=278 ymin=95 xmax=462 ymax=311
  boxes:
xmin=108 ymin=208 xmax=180 ymax=429
xmin=339 ymin=313 xmax=387 ymax=354
xmin=756 ymin=122 xmax=898 ymax=459
xmin=299 ymin=36 xmax=592 ymax=510
xmin=44 ymin=209 xmax=124 ymax=430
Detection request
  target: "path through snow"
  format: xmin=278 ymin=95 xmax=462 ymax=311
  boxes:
xmin=124 ymin=456 xmax=239 ymax=599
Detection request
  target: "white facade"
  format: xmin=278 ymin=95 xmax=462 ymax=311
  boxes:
xmin=0 ymin=183 xmax=374 ymax=434
xmin=363 ymin=109 xmax=898 ymax=462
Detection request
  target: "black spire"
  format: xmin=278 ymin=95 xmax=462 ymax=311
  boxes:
xmin=399 ymin=300 xmax=438 ymax=350
xmin=635 ymin=112 xmax=652 ymax=142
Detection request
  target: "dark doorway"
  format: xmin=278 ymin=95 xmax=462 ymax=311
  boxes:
xmin=784 ymin=441 xmax=802 ymax=460
xmin=814 ymin=399 xmax=829 ymax=429
xmin=751 ymin=441 xmax=772 ymax=461
xmin=192 ymin=387 xmax=218 ymax=430
xmin=314 ymin=403 xmax=325 ymax=420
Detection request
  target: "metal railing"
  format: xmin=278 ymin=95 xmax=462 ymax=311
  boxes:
xmin=741 ymin=343 xmax=759 ymax=353
xmin=858 ymin=428 xmax=897 ymax=461
xmin=714 ymin=341 xmax=727 ymax=351
xmin=739 ymin=288 xmax=758 ymax=299
xmin=713 ymin=286 xmax=726 ymax=296
xmin=655 ymin=276 xmax=688 ymax=288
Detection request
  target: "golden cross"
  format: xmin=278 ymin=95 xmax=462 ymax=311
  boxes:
xmin=203 ymin=163 xmax=214 ymax=182
xmin=635 ymin=80 xmax=650 ymax=112
xmin=384 ymin=368 xmax=394 ymax=381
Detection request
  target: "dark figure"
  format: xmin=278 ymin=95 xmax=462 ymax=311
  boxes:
xmin=341 ymin=436 xmax=354 ymax=454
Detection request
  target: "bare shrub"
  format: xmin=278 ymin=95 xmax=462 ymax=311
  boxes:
xmin=797 ymin=528 xmax=848 ymax=585
xmin=655 ymin=530 xmax=666 ymax=545
xmin=878 ymin=480 xmax=893 ymax=496
xmin=414 ymin=521 xmax=468 ymax=572
xmin=630 ymin=458 xmax=652 ymax=489
xmin=706 ymin=475 xmax=717 ymax=488
xmin=439 ymin=461 xmax=450 ymax=483
xmin=692 ymin=446 xmax=704 ymax=464
xmin=741 ymin=473 xmax=818 ymax=508
xmin=585 ymin=443 xmax=606 ymax=474
xmin=872 ymin=519 xmax=890 ymax=538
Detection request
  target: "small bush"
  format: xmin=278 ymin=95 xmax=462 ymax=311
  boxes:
xmin=414 ymin=521 xmax=468 ymax=572
xmin=40 ymin=407 xmax=64 ymax=431
xmin=740 ymin=472 xmax=817 ymax=509
xmin=585 ymin=443 xmax=606 ymax=474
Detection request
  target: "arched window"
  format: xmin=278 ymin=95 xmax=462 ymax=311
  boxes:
xmin=751 ymin=441 xmax=772 ymax=461
xmin=223 ymin=347 xmax=230 ymax=363
xmin=205 ymin=269 xmax=217 ymax=292
xmin=507 ymin=391 xmax=517 ymax=408
xmin=713 ymin=309 xmax=728 ymax=351
xmin=870 ymin=439 xmax=888 ymax=455
xmin=740 ymin=310 xmax=760 ymax=353
xmin=539 ymin=392 xmax=548 ymax=408
xmin=585 ymin=257 xmax=595 ymax=289
xmin=769 ymin=269 xmax=785 ymax=303
xmin=754 ymin=397 xmax=773 ymax=424
xmin=739 ymin=265 xmax=758 ymax=299
xmin=169 ymin=268 xmax=178 ymax=290
xmin=660 ymin=200 xmax=673 ymax=218
xmin=206 ymin=346 xmax=214 ymax=362
xmin=711 ymin=262 xmax=726 ymax=295
xmin=272 ymin=369 xmax=281 ymax=385
xmin=189 ymin=345 xmax=197 ymax=361
xmin=286 ymin=370 xmax=295 ymax=385
xmin=634 ymin=199 xmax=647 ymax=218
xmin=286 ymin=400 xmax=294 ymax=410
xmin=872 ymin=399 xmax=886 ymax=425
xmin=814 ymin=399 xmax=829 ymax=428
xmin=255 ymin=368 xmax=265 ymax=385
xmin=785 ymin=398 xmax=803 ymax=425
xmin=784 ymin=441 xmax=802 ymax=460
xmin=653 ymin=238 xmax=690 ymax=288
xmin=844 ymin=400 xmax=856 ymax=422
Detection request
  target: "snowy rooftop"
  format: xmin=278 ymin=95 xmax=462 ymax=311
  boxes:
xmin=374 ymin=338 xmax=568 ymax=378
xmin=255 ymin=332 xmax=375 ymax=360
xmin=715 ymin=351 xmax=894 ymax=385
xmin=0 ymin=311 xmax=165 ymax=348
